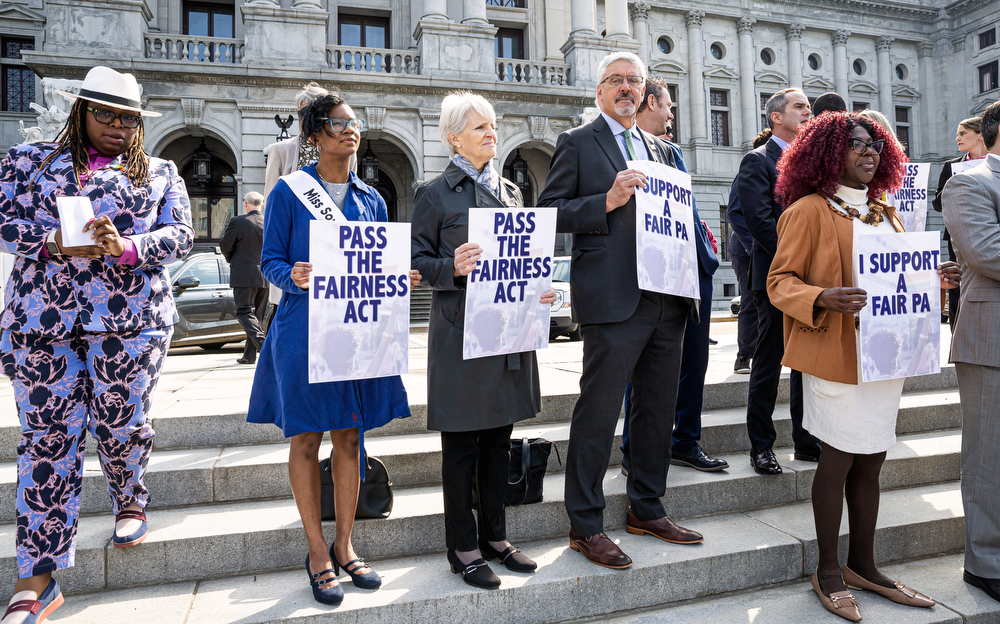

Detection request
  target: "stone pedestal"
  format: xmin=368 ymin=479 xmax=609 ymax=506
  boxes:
xmin=415 ymin=20 xmax=498 ymax=79
xmin=560 ymin=32 xmax=639 ymax=88
xmin=43 ymin=0 xmax=151 ymax=60
xmin=241 ymin=3 xmax=329 ymax=68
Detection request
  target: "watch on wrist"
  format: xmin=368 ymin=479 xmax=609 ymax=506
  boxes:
xmin=46 ymin=231 xmax=61 ymax=257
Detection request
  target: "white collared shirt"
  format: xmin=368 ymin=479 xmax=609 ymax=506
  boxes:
xmin=601 ymin=112 xmax=650 ymax=162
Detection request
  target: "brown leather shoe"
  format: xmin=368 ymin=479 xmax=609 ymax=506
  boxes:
xmin=811 ymin=571 xmax=862 ymax=622
xmin=624 ymin=507 xmax=704 ymax=544
xmin=568 ymin=530 xmax=632 ymax=569
xmin=843 ymin=565 xmax=935 ymax=608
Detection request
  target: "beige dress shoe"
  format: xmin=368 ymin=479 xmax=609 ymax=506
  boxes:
xmin=843 ymin=565 xmax=935 ymax=608
xmin=811 ymin=571 xmax=862 ymax=622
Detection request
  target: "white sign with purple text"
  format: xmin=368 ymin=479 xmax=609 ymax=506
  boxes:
xmin=629 ymin=159 xmax=699 ymax=300
xmin=463 ymin=207 xmax=557 ymax=360
xmin=308 ymin=221 xmax=411 ymax=383
xmin=856 ymin=230 xmax=941 ymax=382
xmin=888 ymin=163 xmax=930 ymax=232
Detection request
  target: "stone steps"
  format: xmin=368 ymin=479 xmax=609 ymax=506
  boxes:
xmin=45 ymin=482 xmax=969 ymax=624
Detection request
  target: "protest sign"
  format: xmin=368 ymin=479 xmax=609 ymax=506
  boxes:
xmin=628 ymin=159 xmax=699 ymax=300
xmin=856 ymin=230 xmax=941 ymax=382
xmin=308 ymin=221 xmax=410 ymax=383
xmin=888 ymin=163 xmax=930 ymax=232
xmin=949 ymin=159 xmax=983 ymax=177
xmin=463 ymin=207 xmax=556 ymax=360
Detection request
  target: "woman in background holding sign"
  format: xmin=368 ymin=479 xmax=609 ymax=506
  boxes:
xmin=411 ymin=92 xmax=554 ymax=590
xmin=767 ymin=112 xmax=960 ymax=621
xmin=248 ymin=92 xmax=411 ymax=606
xmin=0 ymin=66 xmax=193 ymax=622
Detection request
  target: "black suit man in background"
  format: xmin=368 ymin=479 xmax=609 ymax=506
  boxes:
xmin=738 ymin=88 xmax=822 ymax=476
xmin=538 ymin=51 xmax=704 ymax=571
xmin=220 ymin=191 xmax=268 ymax=365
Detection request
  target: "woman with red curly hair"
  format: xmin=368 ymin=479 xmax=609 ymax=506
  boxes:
xmin=767 ymin=112 xmax=961 ymax=621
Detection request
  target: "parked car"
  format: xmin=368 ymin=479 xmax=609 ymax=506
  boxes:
xmin=550 ymin=256 xmax=581 ymax=341
xmin=165 ymin=249 xmax=270 ymax=350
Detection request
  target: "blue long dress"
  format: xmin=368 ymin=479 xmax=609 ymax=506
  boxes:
xmin=247 ymin=165 xmax=410 ymax=447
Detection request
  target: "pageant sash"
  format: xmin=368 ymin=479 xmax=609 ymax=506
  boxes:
xmin=282 ymin=169 xmax=346 ymax=222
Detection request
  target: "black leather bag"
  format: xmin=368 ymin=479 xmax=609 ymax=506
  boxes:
xmin=320 ymin=454 xmax=393 ymax=520
xmin=506 ymin=437 xmax=561 ymax=507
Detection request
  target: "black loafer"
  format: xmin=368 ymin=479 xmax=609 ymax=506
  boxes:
xmin=751 ymin=448 xmax=782 ymax=476
xmin=671 ymin=445 xmax=729 ymax=472
xmin=479 ymin=539 xmax=537 ymax=573
xmin=794 ymin=445 xmax=822 ymax=463
xmin=236 ymin=357 xmax=256 ymax=365
xmin=447 ymin=550 xmax=500 ymax=589
xmin=964 ymin=570 xmax=1000 ymax=602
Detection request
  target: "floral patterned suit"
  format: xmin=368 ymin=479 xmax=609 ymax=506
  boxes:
xmin=0 ymin=143 xmax=193 ymax=578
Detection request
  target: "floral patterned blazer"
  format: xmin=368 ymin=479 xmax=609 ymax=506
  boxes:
xmin=0 ymin=143 xmax=194 ymax=337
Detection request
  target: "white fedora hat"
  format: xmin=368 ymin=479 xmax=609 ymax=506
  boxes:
xmin=55 ymin=66 xmax=161 ymax=118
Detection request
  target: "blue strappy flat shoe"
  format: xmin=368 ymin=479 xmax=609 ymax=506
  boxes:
xmin=305 ymin=554 xmax=344 ymax=605
xmin=330 ymin=545 xmax=382 ymax=590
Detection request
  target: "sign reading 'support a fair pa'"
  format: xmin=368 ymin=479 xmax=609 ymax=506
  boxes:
xmin=629 ymin=159 xmax=699 ymax=300
xmin=308 ymin=221 xmax=411 ymax=383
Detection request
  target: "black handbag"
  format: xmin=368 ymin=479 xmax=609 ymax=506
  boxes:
xmin=319 ymin=454 xmax=393 ymax=520
xmin=506 ymin=437 xmax=561 ymax=507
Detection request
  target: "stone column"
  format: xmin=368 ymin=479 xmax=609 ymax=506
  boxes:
xmin=786 ymin=24 xmax=804 ymax=89
xmin=686 ymin=10 xmax=707 ymax=142
xmin=876 ymin=35 xmax=895 ymax=124
xmin=833 ymin=30 xmax=851 ymax=99
xmin=917 ymin=42 xmax=935 ymax=159
xmin=605 ymin=0 xmax=630 ymax=40
xmin=629 ymin=3 xmax=650 ymax=62
xmin=422 ymin=0 xmax=449 ymax=22
xmin=570 ymin=0 xmax=597 ymax=35
xmin=292 ymin=0 xmax=322 ymax=9
xmin=463 ymin=0 xmax=488 ymax=25
xmin=737 ymin=17 xmax=758 ymax=147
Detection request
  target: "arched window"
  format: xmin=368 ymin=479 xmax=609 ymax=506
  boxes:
xmin=182 ymin=157 xmax=237 ymax=242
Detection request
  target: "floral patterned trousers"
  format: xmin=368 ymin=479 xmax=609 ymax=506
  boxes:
xmin=1 ymin=327 xmax=171 ymax=578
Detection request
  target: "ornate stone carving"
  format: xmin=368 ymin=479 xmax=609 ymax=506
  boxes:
xmin=737 ymin=17 xmax=756 ymax=35
xmin=685 ymin=10 xmax=704 ymax=29
xmin=182 ymin=98 xmax=205 ymax=128
xmin=832 ymin=30 xmax=851 ymax=46
xmin=786 ymin=24 xmax=804 ymax=40
xmin=629 ymin=2 xmax=650 ymax=22
xmin=528 ymin=116 xmax=548 ymax=140
xmin=366 ymin=106 xmax=387 ymax=131
xmin=876 ymin=35 xmax=894 ymax=52
xmin=917 ymin=42 xmax=934 ymax=58
xmin=952 ymin=37 xmax=966 ymax=52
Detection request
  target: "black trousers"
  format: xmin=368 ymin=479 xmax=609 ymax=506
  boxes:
xmin=731 ymin=252 xmax=759 ymax=361
xmin=565 ymin=291 xmax=687 ymax=536
xmin=746 ymin=290 xmax=818 ymax=452
xmin=441 ymin=424 xmax=513 ymax=551
xmin=234 ymin=286 xmax=268 ymax=361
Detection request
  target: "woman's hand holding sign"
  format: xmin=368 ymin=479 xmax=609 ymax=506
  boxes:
xmin=816 ymin=287 xmax=868 ymax=314
xmin=540 ymin=289 xmax=556 ymax=305
xmin=605 ymin=169 xmax=648 ymax=213
xmin=292 ymin=261 xmax=313 ymax=289
xmin=937 ymin=261 xmax=961 ymax=289
xmin=453 ymin=242 xmax=481 ymax=277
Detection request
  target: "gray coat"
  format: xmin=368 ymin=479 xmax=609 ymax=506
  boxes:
xmin=411 ymin=162 xmax=542 ymax=432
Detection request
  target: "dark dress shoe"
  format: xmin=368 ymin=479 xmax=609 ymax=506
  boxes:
xmin=479 ymin=539 xmax=536 ymax=573
xmin=447 ymin=549 xmax=500 ymax=589
xmin=236 ymin=357 xmax=256 ymax=365
xmin=568 ymin=529 xmax=632 ymax=569
xmin=625 ymin=507 xmax=703 ymax=544
xmin=794 ymin=444 xmax=822 ymax=462
xmin=671 ymin=445 xmax=729 ymax=472
xmin=964 ymin=570 xmax=1000 ymax=602
xmin=751 ymin=448 xmax=783 ymax=476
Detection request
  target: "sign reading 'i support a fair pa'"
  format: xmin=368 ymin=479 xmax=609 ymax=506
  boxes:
xmin=628 ymin=159 xmax=699 ymax=300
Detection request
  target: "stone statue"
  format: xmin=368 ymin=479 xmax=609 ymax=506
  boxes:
xmin=17 ymin=120 xmax=43 ymax=144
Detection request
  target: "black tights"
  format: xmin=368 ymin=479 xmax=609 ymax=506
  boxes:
xmin=811 ymin=442 xmax=896 ymax=596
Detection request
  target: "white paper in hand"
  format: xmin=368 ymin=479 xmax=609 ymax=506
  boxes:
xmin=57 ymin=197 xmax=96 ymax=247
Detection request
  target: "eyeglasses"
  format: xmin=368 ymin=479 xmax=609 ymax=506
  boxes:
xmin=87 ymin=106 xmax=141 ymax=129
xmin=600 ymin=75 xmax=644 ymax=88
xmin=321 ymin=117 xmax=366 ymax=133
xmin=848 ymin=138 xmax=885 ymax=155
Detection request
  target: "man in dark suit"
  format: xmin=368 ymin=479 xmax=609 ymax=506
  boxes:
xmin=220 ymin=191 xmax=268 ymax=365
xmin=738 ymin=88 xmax=821 ymax=476
xmin=727 ymin=178 xmax=755 ymax=374
xmin=538 ymin=52 xmax=704 ymax=570
xmin=617 ymin=77 xmax=727 ymax=473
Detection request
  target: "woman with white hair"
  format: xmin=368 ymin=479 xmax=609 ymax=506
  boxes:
xmin=411 ymin=92 xmax=555 ymax=589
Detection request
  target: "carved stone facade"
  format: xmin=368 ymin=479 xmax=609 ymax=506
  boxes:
xmin=0 ymin=0 xmax=997 ymax=307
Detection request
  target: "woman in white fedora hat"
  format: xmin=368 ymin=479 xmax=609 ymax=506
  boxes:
xmin=0 ymin=65 xmax=193 ymax=623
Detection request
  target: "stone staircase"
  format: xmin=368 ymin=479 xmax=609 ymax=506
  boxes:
xmin=0 ymin=335 xmax=993 ymax=623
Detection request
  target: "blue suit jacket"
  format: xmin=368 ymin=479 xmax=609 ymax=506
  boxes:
xmin=667 ymin=142 xmax=719 ymax=279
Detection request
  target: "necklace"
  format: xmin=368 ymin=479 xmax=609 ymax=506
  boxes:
xmin=316 ymin=168 xmax=349 ymax=195
xmin=828 ymin=195 xmax=888 ymax=227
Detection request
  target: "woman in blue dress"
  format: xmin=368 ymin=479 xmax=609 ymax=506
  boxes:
xmin=248 ymin=93 xmax=411 ymax=606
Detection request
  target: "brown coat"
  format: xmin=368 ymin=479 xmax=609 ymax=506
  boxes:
xmin=766 ymin=193 xmax=903 ymax=385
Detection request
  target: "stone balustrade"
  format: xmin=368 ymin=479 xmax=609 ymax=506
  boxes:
xmin=327 ymin=46 xmax=421 ymax=74
xmin=496 ymin=59 xmax=572 ymax=85
xmin=144 ymin=35 xmax=244 ymax=64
